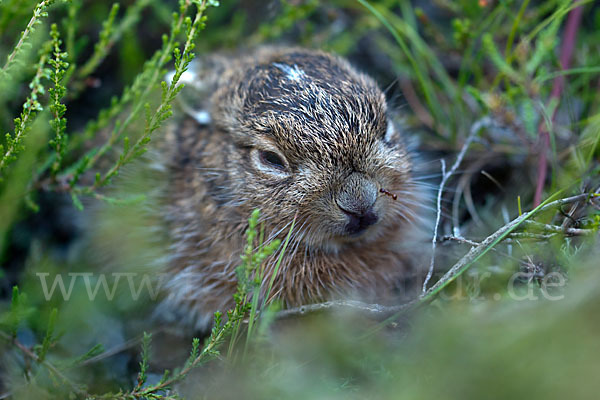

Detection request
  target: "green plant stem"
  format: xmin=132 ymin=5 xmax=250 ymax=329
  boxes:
xmin=80 ymin=10 xmax=189 ymax=181
xmin=524 ymin=0 xmax=589 ymax=44
xmin=357 ymin=0 xmax=443 ymax=130
xmin=89 ymin=0 xmax=208 ymax=191
xmin=0 ymin=0 xmax=55 ymax=75
xmin=263 ymin=215 xmax=296 ymax=307
xmin=505 ymin=0 xmax=531 ymax=62
xmin=48 ymin=24 xmax=68 ymax=176
xmin=0 ymin=51 xmax=50 ymax=178
xmin=246 ymin=214 xmax=296 ymax=353
xmin=72 ymin=0 xmax=152 ymax=94
xmin=133 ymin=327 xmax=226 ymax=397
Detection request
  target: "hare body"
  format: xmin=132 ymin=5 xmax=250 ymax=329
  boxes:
xmin=157 ymin=48 xmax=425 ymax=330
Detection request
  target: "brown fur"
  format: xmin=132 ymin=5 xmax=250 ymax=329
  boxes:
xmin=156 ymin=48 xmax=425 ymax=330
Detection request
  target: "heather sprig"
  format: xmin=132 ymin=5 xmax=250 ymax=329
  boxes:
xmin=69 ymin=0 xmax=218 ymax=194
xmin=0 ymin=40 xmax=52 ymax=181
xmin=0 ymin=0 xmax=57 ymax=77
xmin=74 ymin=0 xmax=152 ymax=88
xmin=48 ymin=23 xmax=69 ymax=176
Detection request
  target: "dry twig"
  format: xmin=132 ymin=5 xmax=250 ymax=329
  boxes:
xmin=422 ymin=117 xmax=492 ymax=295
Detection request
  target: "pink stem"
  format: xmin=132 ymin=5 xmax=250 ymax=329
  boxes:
xmin=533 ymin=3 xmax=583 ymax=206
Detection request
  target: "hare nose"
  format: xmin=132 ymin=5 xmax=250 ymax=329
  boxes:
xmin=336 ymin=173 xmax=379 ymax=235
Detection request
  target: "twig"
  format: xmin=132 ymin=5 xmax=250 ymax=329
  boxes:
xmin=522 ymin=220 xmax=596 ymax=236
xmin=534 ymin=2 xmax=584 ymax=206
xmin=442 ymin=234 xmax=525 ymax=261
xmin=508 ymin=232 xmax=556 ymax=240
xmin=80 ymin=333 xmax=147 ymax=366
xmin=458 ymin=156 xmax=489 ymax=227
xmin=423 ymin=157 xmax=446 ymax=295
xmin=275 ymin=300 xmax=412 ymax=319
xmin=442 ymin=235 xmax=481 ymax=247
xmin=422 ymin=117 xmax=491 ymax=295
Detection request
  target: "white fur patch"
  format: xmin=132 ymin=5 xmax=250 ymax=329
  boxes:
xmin=273 ymin=63 xmax=306 ymax=82
xmin=179 ymin=68 xmax=197 ymax=84
xmin=164 ymin=60 xmax=200 ymax=86
xmin=190 ymin=110 xmax=211 ymax=125
xmin=385 ymin=120 xmax=395 ymax=143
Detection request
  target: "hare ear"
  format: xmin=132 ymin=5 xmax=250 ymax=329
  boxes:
xmin=164 ymin=55 xmax=227 ymax=125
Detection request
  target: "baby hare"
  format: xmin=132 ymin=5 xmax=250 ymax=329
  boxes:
xmin=157 ymin=47 xmax=425 ymax=330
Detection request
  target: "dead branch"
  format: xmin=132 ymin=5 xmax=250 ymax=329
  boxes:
xmin=423 ymin=116 xmax=492 ymax=295
xmin=521 ymin=220 xmax=597 ymax=237
xmin=274 ymin=299 xmax=412 ymax=319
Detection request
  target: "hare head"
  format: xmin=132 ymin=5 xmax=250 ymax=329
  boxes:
xmin=177 ymin=48 xmax=417 ymax=253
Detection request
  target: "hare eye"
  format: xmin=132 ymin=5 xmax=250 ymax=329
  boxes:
xmin=259 ymin=150 xmax=286 ymax=170
xmin=251 ymin=148 xmax=289 ymax=177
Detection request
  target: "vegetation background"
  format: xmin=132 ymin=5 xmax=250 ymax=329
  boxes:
xmin=0 ymin=0 xmax=599 ymax=398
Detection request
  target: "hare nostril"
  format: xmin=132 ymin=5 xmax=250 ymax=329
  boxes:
xmin=340 ymin=206 xmax=379 ymax=235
